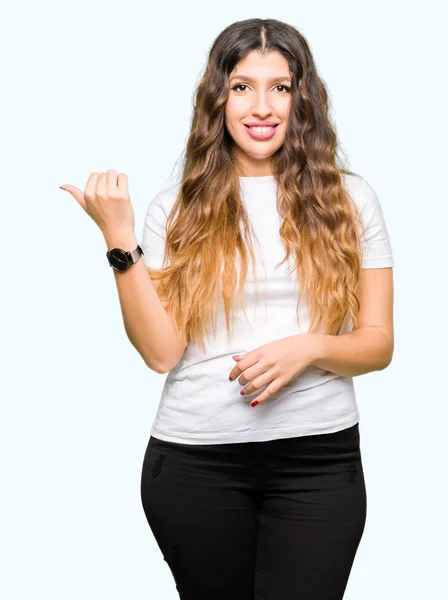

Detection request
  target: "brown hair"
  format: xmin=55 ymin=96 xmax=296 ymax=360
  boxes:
xmin=147 ymin=18 xmax=366 ymax=352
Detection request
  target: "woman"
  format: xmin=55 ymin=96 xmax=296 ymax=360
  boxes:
xmin=60 ymin=18 xmax=394 ymax=600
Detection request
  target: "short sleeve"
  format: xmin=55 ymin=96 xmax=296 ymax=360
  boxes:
xmin=359 ymin=179 xmax=395 ymax=269
xmin=141 ymin=193 xmax=168 ymax=270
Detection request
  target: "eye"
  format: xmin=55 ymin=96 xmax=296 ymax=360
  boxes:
xmin=231 ymin=84 xmax=291 ymax=93
xmin=275 ymin=84 xmax=291 ymax=93
xmin=231 ymin=84 xmax=249 ymax=92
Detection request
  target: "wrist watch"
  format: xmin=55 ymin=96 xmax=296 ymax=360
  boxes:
xmin=106 ymin=244 xmax=144 ymax=272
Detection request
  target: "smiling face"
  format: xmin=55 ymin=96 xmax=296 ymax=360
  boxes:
xmin=225 ymin=50 xmax=293 ymax=177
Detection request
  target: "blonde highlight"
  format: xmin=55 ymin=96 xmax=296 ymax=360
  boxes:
xmin=146 ymin=18 xmax=367 ymax=353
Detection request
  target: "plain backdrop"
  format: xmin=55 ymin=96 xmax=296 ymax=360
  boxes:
xmin=1 ymin=1 xmax=447 ymax=598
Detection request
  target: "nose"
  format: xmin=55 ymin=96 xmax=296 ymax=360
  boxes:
xmin=250 ymin=89 xmax=273 ymax=117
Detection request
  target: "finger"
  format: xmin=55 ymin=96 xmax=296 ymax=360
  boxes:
xmin=95 ymin=172 xmax=107 ymax=199
xmin=230 ymin=364 xmax=248 ymax=382
xmin=117 ymin=172 xmax=128 ymax=196
xmin=59 ymin=184 xmax=87 ymax=211
xmin=250 ymin=380 xmax=281 ymax=405
xmin=229 ymin=364 xmax=243 ymax=381
xmin=106 ymin=169 xmax=119 ymax=193
xmin=240 ymin=369 xmax=273 ymax=395
xmin=84 ymin=172 xmax=100 ymax=203
xmin=229 ymin=353 xmax=254 ymax=379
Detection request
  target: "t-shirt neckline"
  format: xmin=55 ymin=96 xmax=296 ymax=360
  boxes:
xmin=239 ymin=175 xmax=275 ymax=180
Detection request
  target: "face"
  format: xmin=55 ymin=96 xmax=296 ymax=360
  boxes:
xmin=225 ymin=50 xmax=292 ymax=177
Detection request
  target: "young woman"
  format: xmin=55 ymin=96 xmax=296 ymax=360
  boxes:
xmin=61 ymin=17 xmax=394 ymax=600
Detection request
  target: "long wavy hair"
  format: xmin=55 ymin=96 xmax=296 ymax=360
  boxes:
xmin=147 ymin=18 xmax=367 ymax=353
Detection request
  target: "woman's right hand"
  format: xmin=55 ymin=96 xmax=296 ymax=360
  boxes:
xmin=59 ymin=169 xmax=136 ymax=239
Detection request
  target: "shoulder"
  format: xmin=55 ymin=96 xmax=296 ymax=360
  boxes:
xmin=342 ymin=173 xmax=366 ymax=207
xmin=152 ymin=181 xmax=182 ymax=215
xmin=342 ymin=172 xmax=385 ymax=218
xmin=143 ymin=182 xmax=181 ymax=231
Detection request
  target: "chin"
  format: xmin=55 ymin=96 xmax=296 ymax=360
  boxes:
xmin=242 ymin=145 xmax=281 ymax=160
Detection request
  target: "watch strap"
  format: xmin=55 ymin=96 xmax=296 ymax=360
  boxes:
xmin=129 ymin=244 xmax=144 ymax=263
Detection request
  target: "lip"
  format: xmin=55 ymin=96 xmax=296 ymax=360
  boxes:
xmin=244 ymin=123 xmax=279 ymax=140
xmin=244 ymin=121 xmax=279 ymax=127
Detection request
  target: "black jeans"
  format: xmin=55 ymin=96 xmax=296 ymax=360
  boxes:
xmin=140 ymin=423 xmax=367 ymax=600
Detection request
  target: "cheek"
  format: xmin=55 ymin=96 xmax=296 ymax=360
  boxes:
xmin=278 ymin=97 xmax=292 ymax=118
xmin=225 ymin=96 xmax=250 ymax=123
xmin=225 ymin=101 xmax=239 ymax=125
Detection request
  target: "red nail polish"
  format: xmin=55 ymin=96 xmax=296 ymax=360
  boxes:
xmin=251 ymin=401 xmax=259 ymax=407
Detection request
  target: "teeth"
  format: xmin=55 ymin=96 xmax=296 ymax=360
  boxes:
xmin=249 ymin=126 xmax=274 ymax=132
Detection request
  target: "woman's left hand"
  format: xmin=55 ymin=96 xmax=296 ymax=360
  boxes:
xmin=228 ymin=334 xmax=321 ymax=406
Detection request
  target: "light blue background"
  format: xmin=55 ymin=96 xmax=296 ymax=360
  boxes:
xmin=1 ymin=0 xmax=447 ymax=598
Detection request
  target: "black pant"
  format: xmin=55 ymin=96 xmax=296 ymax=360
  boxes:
xmin=140 ymin=423 xmax=367 ymax=600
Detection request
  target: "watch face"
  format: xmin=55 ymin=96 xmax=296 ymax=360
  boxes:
xmin=108 ymin=249 xmax=130 ymax=272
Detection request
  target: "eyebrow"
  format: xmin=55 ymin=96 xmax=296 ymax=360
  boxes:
xmin=229 ymin=75 xmax=292 ymax=84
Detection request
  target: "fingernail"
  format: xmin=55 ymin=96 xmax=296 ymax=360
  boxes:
xmin=250 ymin=401 xmax=259 ymax=407
xmin=59 ymin=186 xmax=67 ymax=191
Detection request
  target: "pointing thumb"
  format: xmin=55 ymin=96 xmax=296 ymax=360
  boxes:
xmin=59 ymin=185 xmax=86 ymax=210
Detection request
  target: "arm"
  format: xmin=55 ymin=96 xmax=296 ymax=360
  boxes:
xmin=105 ymin=230 xmax=186 ymax=374
xmin=311 ymin=326 xmax=393 ymax=377
xmin=310 ymin=267 xmax=394 ymax=377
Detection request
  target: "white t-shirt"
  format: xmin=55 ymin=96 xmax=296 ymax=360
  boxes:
xmin=141 ymin=174 xmax=395 ymax=445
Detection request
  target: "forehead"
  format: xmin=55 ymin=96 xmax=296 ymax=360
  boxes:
xmin=229 ymin=50 xmax=291 ymax=80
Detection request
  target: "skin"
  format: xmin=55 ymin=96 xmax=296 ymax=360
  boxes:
xmin=225 ymin=50 xmax=292 ymax=177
